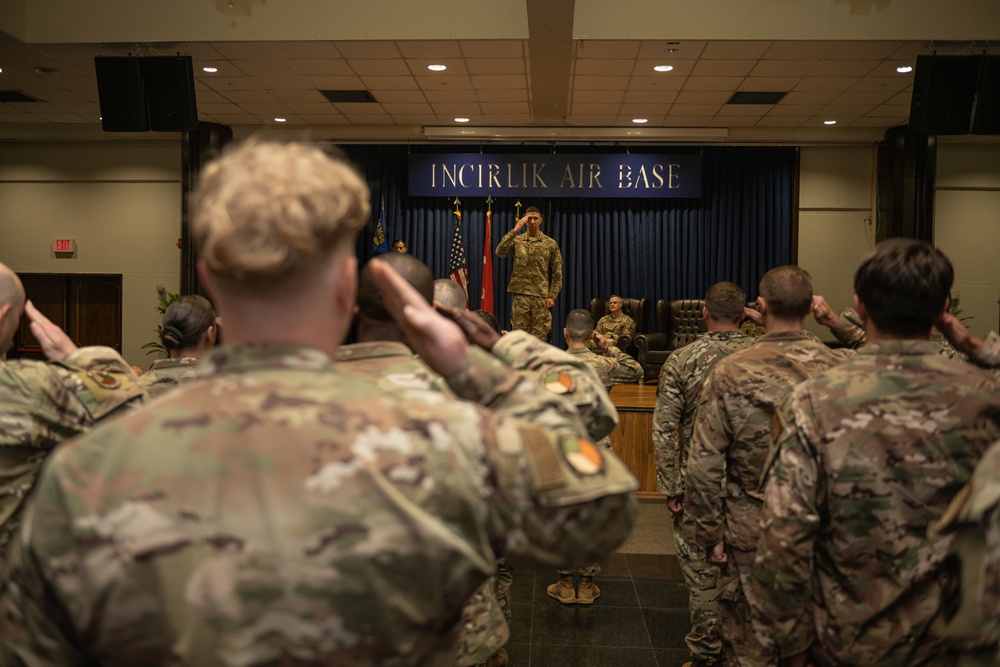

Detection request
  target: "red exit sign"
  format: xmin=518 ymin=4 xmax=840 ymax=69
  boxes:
xmin=54 ymin=238 xmax=76 ymax=253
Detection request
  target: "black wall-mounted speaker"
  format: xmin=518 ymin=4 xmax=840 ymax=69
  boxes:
xmin=908 ymin=55 xmax=981 ymax=135
xmin=95 ymin=55 xmax=198 ymax=132
xmin=95 ymin=57 xmax=149 ymax=132
xmin=973 ymin=55 xmax=1000 ymax=135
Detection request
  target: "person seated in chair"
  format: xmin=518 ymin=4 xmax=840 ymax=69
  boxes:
xmin=594 ymin=294 xmax=635 ymax=349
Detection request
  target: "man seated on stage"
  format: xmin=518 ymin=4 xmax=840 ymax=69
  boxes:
xmin=594 ymin=294 xmax=635 ymax=349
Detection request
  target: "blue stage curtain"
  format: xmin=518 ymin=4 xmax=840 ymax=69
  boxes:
xmin=342 ymin=144 xmax=796 ymax=348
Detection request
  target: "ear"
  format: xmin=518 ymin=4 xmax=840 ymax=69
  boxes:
xmin=701 ymin=305 xmax=709 ymax=320
xmin=0 ymin=302 xmax=11 ymax=327
xmin=853 ymin=294 xmax=870 ymax=326
xmin=334 ymin=255 xmax=358 ymax=318
xmin=197 ymin=260 xmax=217 ymax=301
xmin=756 ymin=296 xmax=767 ymax=315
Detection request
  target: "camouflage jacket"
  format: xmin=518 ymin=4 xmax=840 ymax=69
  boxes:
xmin=934 ymin=437 xmax=1000 ymax=662
xmin=752 ymin=340 xmax=1000 ymax=666
xmin=652 ymin=329 xmax=752 ymax=498
xmin=594 ymin=313 xmax=635 ymax=349
xmin=0 ymin=347 xmax=144 ymax=569
xmin=495 ymin=230 xmax=562 ymax=300
xmin=139 ymin=356 xmax=202 ymax=398
xmin=685 ymin=331 xmax=850 ymax=551
xmin=0 ymin=342 xmax=637 ymax=667
xmin=566 ymin=345 xmax=642 ymax=389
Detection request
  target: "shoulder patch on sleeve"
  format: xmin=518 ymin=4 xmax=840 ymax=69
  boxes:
xmin=520 ymin=426 xmax=567 ymax=492
xmin=543 ymin=372 xmax=574 ymax=395
xmin=562 ymin=436 xmax=605 ymax=476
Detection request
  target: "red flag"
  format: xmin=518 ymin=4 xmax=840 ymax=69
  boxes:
xmin=448 ymin=210 xmax=470 ymax=308
xmin=481 ymin=209 xmax=494 ymax=314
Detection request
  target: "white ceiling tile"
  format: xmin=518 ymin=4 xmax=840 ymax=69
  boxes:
xmin=623 ymin=90 xmax=678 ymax=104
xmin=415 ymin=74 xmax=473 ymax=90
xmin=335 ymin=42 xmax=403 ymax=59
xmin=429 ymin=102 xmax=481 ymax=115
xmin=767 ymin=104 xmax=824 ymax=116
xmin=809 ymin=60 xmax=880 ymax=77
xmin=823 ymin=42 xmax=899 ymax=60
xmin=575 ymin=59 xmax=634 ymax=76
xmin=574 ymin=75 xmax=628 ymax=91
xmin=273 ymin=42 xmax=343 ymax=59
xmin=470 ymin=74 xmax=528 ymax=90
xmin=834 ymin=90 xmax=894 ymax=106
xmin=397 ymin=41 xmax=463 ymax=59
xmin=334 ymin=102 xmax=384 ymax=115
xmin=465 ymin=58 xmax=524 ymax=75
xmin=230 ymin=59 xmax=301 ymax=76
xmin=574 ymin=90 xmax=625 ymax=104
xmin=669 ymin=104 xmax=724 ymax=116
xmin=702 ymin=41 xmax=771 ymax=60
xmin=373 ymin=90 xmax=429 ymax=103
xmin=424 ymin=89 xmax=477 ymax=103
xmin=382 ymin=102 xmax=434 ymax=114
xmin=682 ymin=77 xmax=745 ymax=91
xmin=763 ymin=41 xmax=835 ymax=60
xmin=675 ymin=91 xmax=731 ymax=105
xmin=343 ymin=114 xmax=395 ymax=124
xmin=270 ymin=89 xmax=330 ymax=103
xmin=304 ymin=75 xmax=366 ymax=89
xmin=213 ymin=42 xmax=285 ymax=60
xmin=692 ymin=60 xmax=756 ymax=77
xmin=220 ymin=89 xmax=279 ymax=104
xmin=406 ymin=59 xmax=469 ymax=75
xmin=567 ymin=114 xmax=619 ymax=125
xmin=350 ymin=59 xmax=413 ymax=76
xmin=794 ymin=77 xmax=859 ymax=92
xmin=571 ymin=103 xmax=622 ymax=115
xmin=637 ymin=41 xmax=706 ymax=59
xmin=739 ymin=77 xmax=800 ymax=91
xmin=477 ymin=89 xmax=528 ymax=103
xmin=717 ymin=104 xmax=770 ymax=117
xmin=577 ymin=41 xmax=640 ymax=59
xmin=288 ymin=59 xmax=355 ymax=76
xmin=627 ymin=75 xmax=685 ymax=91
xmin=460 ymin=41 xmax=525 ymax=59
xmin=359 ymin=75 xmax=420 ymax=90
xmin=752 ymin=60 xmax=815 ymax=77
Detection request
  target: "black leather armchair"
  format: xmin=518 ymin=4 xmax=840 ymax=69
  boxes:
xmin=589 ymin=296 xmax=649 ymax=353
xmin=633 ymin=299 xmax=707 ymax=384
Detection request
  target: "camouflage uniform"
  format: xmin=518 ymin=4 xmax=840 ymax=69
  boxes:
xmin=0 ymin=347 xmax=144 ymax=571
xmin=496 ymin=230 xmax=562 ymax=340
xmin=752 ymin=340 xmax=1000 ymax=666
xmin=685 ymin=331 xmax=850 ymax=667
xmin=934 ymin=438 xmax=1000 ymax=666
xmin=594 ymin=313 xmax=635 ymax=349
xmin=0 ymin=340 xmax=636 ymax=666
xmin=652 ymin=329 xmax=752 ymax=666
xmin=565 ymin=345 xmax=642 ymax=390
xmin=139 ymin=356 xmax=202 ymax=398
xmin=336 ymin=333 xmax=617 ymax=666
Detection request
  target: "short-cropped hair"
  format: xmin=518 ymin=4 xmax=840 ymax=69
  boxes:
xmin=192 ymin=139 xmax=370 ymax=289
xmin=704 ymin=282 xmax=746 ymax=323
xmin=854 ymin=237 xmax=953 ymax=336
xmin=759 ymin=266 xmax=813 ymax=320
xmin=358 ymin=253 xmax=432 ymax=321
xmin=565 ymin=308 xmax=595 ymax=342
xmin=433 ymin=279 xmax=467 ymax=310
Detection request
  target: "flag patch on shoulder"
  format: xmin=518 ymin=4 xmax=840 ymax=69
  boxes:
xmin=544 ymin=372 xmax=574 ymax=395
xmin=563 ymin=437 xmax=604 ymax=475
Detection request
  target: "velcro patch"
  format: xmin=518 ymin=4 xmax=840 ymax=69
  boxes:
xmin=520 ymin=426 xmax=567 ymax=492
xmin=562 ymin=436 xmax=605 ymax=476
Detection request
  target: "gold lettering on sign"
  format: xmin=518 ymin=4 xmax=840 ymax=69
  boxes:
xmin=442 ymin=164 xmax=458 ymax=188
xmin=488 ymin=164 xmax=501 ymax=188
xmin=618 ymin=164 xmax=632 ymax=188
xmin=668 ymin=164 xmax=680 ymax=188
xmin=560 ymin=163 xmax=578 ymax=189
xmin=589 ymin=164 xmax=603 ymax=188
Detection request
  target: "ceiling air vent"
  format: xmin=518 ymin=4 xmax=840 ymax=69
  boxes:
xmin=320 ymin=90 xmax=377 ymax=103
xmin=727 ymin=91 xmax=786 ymax=105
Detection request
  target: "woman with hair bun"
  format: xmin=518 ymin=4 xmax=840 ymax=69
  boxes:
xmin=140 ymin=295 xmax=218 ymax=397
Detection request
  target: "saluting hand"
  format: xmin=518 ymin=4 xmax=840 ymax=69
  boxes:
xmin=513 ymin=216 xmax=527 ymax=233
xmin=437 ymin=304 xmax=502 ymax=352
xmin=369 ymin=259 xmax=469 ymax=377
xmin=25 ymin=300 xmax=78 ymax=362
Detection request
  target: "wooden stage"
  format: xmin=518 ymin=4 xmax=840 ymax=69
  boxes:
xmin=608 ymin=384 xmax=661 ymax=497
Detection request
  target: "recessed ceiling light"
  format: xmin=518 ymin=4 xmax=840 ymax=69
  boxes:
xmin=896 ymin=65 xmax=913 ymax=73
xmin=824 ymin=120 xmax=837 ymax=125
xmin=203 ymin=66 xmax=218 ymax=73
xmin=274 ymin=117 xmax=286 ymax=122
xmin=653 ymin=65 xmax=674 ymax=72
xmin=428 ymin=64 xmax=447 ymax=72
xmin=454 ymin=117 xmax=470 ymax=123
xmin=632 ymin=118 xmax=648 ymax=124
xmin=0 ymin=67 xmax=4 ymax=74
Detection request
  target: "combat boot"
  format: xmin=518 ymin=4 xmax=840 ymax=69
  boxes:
xmin=546 ymin=574 xmax=576 ymax=604
xmin=576 ymin=576 xmax=601 ymax=604
xmin=484 ymin=648 xmax=508 ymax=667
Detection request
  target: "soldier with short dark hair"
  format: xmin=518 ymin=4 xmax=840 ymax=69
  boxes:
xmin=653 ymin=280 xmax=752 ymax=667
xmin=594 ymin=294 xmax=635 ymax=349
xmin=0 ymin=140 xmax=638 ymax=666
xmin=751 ymin=238 xmax=1000 ymax=667
xmin=495 ymin=205 xmax=562 ymax=340
xmin=685 ymin=265 xmax=850 ymax=667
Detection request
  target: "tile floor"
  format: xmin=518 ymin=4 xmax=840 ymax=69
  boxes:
xmin=502 ymin=498 xmax=694 ymax=667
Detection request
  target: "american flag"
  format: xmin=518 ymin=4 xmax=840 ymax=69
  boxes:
xmin=448 ymin=210 xmax=470 ymax=308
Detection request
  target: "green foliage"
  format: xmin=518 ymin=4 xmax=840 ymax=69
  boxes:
xmin=142 ymin=290 xmax=180 ymax=359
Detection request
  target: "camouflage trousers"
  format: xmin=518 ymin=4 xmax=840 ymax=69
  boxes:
xmin=511 ymin=294 xmax=551 ymax=341
xmin=557 ymin=562 xmax=601 ymax=578
xmin=673 ymin=513 xmax=724 ymax=666
xmin=457 ymin=558 xmax=514 ymax=667
xmin=719 ymin=546 xmax=777 ymax=667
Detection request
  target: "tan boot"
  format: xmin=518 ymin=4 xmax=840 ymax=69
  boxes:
xmin=576 ymin=576 xmax=601 ymax=604
xmin=484 ymin=647 xmax=508 ymax=667
xmin=546 ymin=574 xmax=576 ymax=604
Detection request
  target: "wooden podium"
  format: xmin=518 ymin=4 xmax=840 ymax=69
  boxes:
xmin=608 ymin=384 xmax=659 ymax=496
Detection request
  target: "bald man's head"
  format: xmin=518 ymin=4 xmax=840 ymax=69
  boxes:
xmin=0 ymin=263 xmax=26 ymax=355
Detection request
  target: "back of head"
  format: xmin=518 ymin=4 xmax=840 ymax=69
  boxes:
xmin=0 ymin=263 xmax=26 ymax=354
xmin=565 ymin=308 xmax=595 ymax=343
xmin=433 ymin=279 xmax=467 ymax=310
xmin=704 ymin=281 xmax=746 ymax=324
xmin=358 ymin=253 xmax=433 ymax=321
xmin=759 ymin=266 xmax=813 ymax=320
xmin=192 ymin=139 xmax=370 ymax=293
xmin=854 ymin=237 xmax=953 ymax=337
xmin=161 ymin=295 xmax=217 ymax=351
